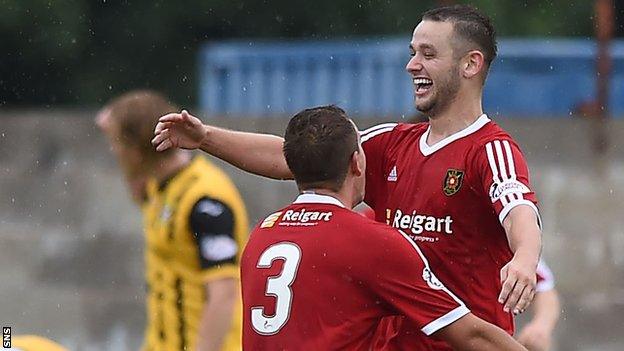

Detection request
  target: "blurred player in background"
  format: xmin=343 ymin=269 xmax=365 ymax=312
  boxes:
xmin=517 ymin=260 xmax=561 ymax=351
xmin=151 ymin=5 xmax=542 ymax=351
xmin=97 ymin=90 xmax=249 ymax=351
xmin=241 ymin=105 xmax=527 ymax=351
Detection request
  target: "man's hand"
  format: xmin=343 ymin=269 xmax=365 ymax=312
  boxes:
xmin=152 ymin=110 xmax=206 ymax=151
xmin=516 ymin=322 xmax=551 ymax=351
xmin=499 ymin=255 xmax=537 ymax=315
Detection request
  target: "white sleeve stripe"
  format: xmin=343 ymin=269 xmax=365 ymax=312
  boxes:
xmin=360 ymin=123 xmax=398 ymax=137
xmin=421 ymin=305 xmax=471 ymax=336
xmin=503 ymin=140 xmax=517 ymax=180
xmin=498 ymin=200 xmax=543 ymax=230
xmin=485 ymin=142 xmax=500 ymax=184
xmin=396 ymin=230 xmax=467 ymax=307
xmin=360 ymin=126 xmax=396 ymax=143
xmin=494 ymin=140 xmax=509 ymax=181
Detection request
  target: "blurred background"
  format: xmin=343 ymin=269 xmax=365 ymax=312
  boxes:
xmin=1 ymin=0 xmax=623 ymax=350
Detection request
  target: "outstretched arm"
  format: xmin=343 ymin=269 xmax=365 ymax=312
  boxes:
xmin=152 ymin=110 xmax=293 ymax=180
xmin=436 ymin=313 xmax=528 ymax=351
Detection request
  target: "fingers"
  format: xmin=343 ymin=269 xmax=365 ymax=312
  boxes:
xmin=152 ymin=128 xmax=172 ymax=151
xmin=158 ymin=112 xmax=184 ymax=123
xmin=504 ymin=283 xmax=525 ymax=314
xmin=498 ymin=265 xmax=513 ymax=304
xmin=154 ymin=121 xmax=166 ymax=135
xmin=154 ymin=121 xmax=176 ymax=135
xmin=156 ymin=138 xmax=173 ymax=152
xmin=181 ymin=109 xmax=190 ymax=120
xmin=514 ymin=285 xmax=535 ymax=313
xmin=500 ymin=274 xmax=535 ymax=314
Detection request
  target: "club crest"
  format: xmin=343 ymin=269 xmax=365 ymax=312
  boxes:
xmin=443 ymin=169 xmax=464 ymax=196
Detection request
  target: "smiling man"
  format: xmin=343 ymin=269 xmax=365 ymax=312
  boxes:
xmin=364 ymin=7 xmax=541 ymax=349
xmin=151 ymin=5 xmax=542 ymax=351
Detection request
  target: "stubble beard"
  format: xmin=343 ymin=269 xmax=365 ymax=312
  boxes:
xmin=415 ymin=64 xmax=461 ymax=118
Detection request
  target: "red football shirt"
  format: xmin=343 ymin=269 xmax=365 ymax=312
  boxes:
xmin=241 ymin=194 xmax=470 ymax=351
xmin=361 ymin=115 xmax=541 ymax=350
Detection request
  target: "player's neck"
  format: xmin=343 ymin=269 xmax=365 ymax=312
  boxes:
xmin=153 ymin=152 xmax=192 ymax=184
xmin=427 ymin=93 xmax=483 ymax=145
xmin=301 ymin=188 xmax=353 ymax=209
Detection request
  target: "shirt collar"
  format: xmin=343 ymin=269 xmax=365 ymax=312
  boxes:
xmin=419 ymin=114 xmax=490 ymax=156
xmin=293 ymin=193 xmax=346 ymax=208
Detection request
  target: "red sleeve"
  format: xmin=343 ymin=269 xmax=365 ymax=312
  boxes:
xmin=363 ymin=225 xmax=470 ymax=335
xmin=360 ymin=123 xmax=397 ymax=209
xmin=474 ymin=137 xmax=542 ymax=227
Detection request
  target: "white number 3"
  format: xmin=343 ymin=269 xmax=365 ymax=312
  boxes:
xmin=251 ymin=242 xmax=302 ymax=335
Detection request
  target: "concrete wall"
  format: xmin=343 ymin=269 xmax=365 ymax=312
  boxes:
xmin=0 ymin=110 xmax=623 ymax=350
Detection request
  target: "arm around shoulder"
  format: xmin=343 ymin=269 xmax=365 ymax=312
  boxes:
xmin=201 ymin=124 xmax=293 ymax=180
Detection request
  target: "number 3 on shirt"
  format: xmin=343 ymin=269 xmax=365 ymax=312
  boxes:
xmin=251 ymin=242 xmax=302 ymax=335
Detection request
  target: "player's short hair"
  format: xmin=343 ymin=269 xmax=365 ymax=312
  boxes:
xmin=283 ymin=105 xmax=359 ymax=192
xmin=423 ymin=5 xmax=497 ymax=72
xmin=104 ymin=90 xmax=177 ymax=161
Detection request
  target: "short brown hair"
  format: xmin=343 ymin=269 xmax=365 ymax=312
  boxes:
xmin=283 ymin=105 xmax=358 ymax=192
xmin=423 ymin=5 xmax=497 ymax=72
xmin=104 ymin=90 xmax=178 ymax=162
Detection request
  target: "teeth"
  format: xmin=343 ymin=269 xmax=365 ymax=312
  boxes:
xmin=413 ymin=78 xmax=432 ymax=85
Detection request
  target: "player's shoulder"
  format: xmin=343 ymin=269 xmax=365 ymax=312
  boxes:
xmin=473 ymin=118 xmax=516 ymax=145
xmin=361 ymin=121 xmax=427 ymax=144
xmin=186 ymin=157 xmax=244 ymax=203
xmin=192 ymin=156 xmax=234 ymax=184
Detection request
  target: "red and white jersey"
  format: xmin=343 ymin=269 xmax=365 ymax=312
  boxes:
xmin=241 ymin=193 xmax=469 ymax=351
xmin=536 ymin=259 xmax=555 ymax=292
xmin=361 ymin=115 xmax=541 ymax=350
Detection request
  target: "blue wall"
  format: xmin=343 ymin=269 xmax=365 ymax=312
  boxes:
xmin=198 ymin=38 xmax=624 ymax=118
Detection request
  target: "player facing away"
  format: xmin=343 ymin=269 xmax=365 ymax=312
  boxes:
xmin=97 ymin=90 xmax=249 ymax=351
xmin=239 ymin=106 xmax=527 ymax=351
xmin=151 ymin=5 xmax=542 ymax=350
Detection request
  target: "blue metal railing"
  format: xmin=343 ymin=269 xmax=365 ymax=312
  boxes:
xmin=198 ymin=38 xmax=624 ymax=118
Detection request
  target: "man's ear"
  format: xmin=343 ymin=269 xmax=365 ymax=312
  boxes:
xmin=462 ymin=50 xmax=485 ymax=79
xmin=350 ymin=150 xmax=364 ymax=177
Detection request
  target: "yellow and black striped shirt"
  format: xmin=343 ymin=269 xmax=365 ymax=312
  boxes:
xmin=142 ymin=156 xmax=248 ymax=351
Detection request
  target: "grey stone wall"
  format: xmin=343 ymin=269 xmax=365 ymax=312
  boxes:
xmin=0 ymin=110 xmax=623 ymax=350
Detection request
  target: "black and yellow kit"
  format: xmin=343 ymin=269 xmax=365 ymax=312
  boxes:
xmin=142 ymin=156 xmax=248 ymax=351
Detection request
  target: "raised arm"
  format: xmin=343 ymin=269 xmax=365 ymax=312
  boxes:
xmin=152 ymin=110 xmax=293 ymax=180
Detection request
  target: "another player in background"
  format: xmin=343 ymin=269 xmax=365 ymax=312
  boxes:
xmin=241 ymin=105 xmax=527 ymax=350
xmin=151 ymin=5 xmax=542 ymax=351
xmin=517 ymin=260 xmax=561 ymax=351
xmin=97 ymin=90 xmax=249 ymax=351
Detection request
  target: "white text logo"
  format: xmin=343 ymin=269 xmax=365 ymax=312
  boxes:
xmin=391 ymin=209 xmax=453 ymax=235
